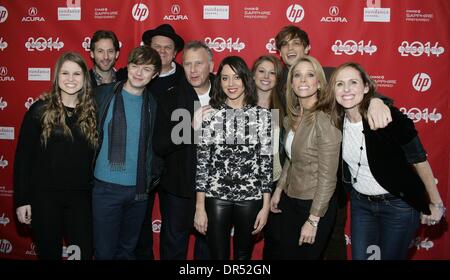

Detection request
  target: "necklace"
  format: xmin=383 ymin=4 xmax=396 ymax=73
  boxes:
xmin=64 ymin=106 xmax=75 ymax=118
xmin=352 ymin=134 xmax=364 ymax=183
xmin=342 ymin=118 xmax=365 ymax=184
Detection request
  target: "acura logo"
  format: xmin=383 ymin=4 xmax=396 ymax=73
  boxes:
xmin=0 ymin=67 xmax=7 ymax=76
xmin=329 ymin=6 xmax=339 ymax=16
xmin=28 ymin=7 xmax=38 ymax=16
xmin=171 ymin=4 xmax=180 ymax=15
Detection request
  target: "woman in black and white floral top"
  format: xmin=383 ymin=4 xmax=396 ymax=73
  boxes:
xmin=194 ymin=56 xmax=272 ymax=260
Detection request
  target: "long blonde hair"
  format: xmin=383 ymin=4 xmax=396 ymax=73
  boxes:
xmin=285 ymin=55 xmax=328 ymax=129
xmin=41 ymin=52 xmax=98 ymax=148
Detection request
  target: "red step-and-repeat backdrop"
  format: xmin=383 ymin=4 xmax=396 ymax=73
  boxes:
xmin=0 ymin=0 xmax=449 ymax=260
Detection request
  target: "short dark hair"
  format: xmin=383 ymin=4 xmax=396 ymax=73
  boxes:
xmin=127 ymin=46 xmax=162 ymax=75
xmin=90 ymin=30 xmax=120 ymax=52
xmin=275 ymin=25 xmax=310 ymax=51
xmin=210 ymin=56 xmax=257 ymax=109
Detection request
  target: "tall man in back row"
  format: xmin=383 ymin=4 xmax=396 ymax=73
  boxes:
xmin=89 ymin=30 xmax=121 ymax=87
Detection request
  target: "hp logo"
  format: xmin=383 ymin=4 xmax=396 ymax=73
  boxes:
xmin=286 ymin=4 xmax=304 ymax=23
xmin=412 ymin=73 xmax=431 ymax=92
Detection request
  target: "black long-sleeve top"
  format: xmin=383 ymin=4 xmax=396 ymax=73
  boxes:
xmin=13 ymin=100 xmax=95 ymax=207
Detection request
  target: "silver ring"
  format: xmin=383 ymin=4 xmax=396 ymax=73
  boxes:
xmin=430 ymin=220 xmax=437 ymax=225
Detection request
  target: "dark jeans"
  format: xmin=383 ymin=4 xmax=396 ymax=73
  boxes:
xmin=205 ymin=197 xmax=262 ymax=260
xmin=279 ymin=192 xmax=337 ymax=259
xmin=350 ymin=189 xmax=420 ymax=260
xmin=92 ymin=179 xmax=147 ymax=260
xmin=32 ymin=190 xmax=92 ymax=260
xmin=159 ymin=190 xmax=209 ymax=260
xmin=134 ymin=190 xmax=156 ymax=260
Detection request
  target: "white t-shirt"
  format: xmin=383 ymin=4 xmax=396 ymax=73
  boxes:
xmin=198 ymin=93 xmax=211 ymax=107
xmin=342 ymin=119 xmax=388 ymax=195
xmin=197 ymin=82 xmax=211 ymax=107
xmin=285 ymin=130 xmax=295 ymax=160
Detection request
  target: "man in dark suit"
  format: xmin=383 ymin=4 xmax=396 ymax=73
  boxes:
xmin=153 ymin=41 xmax=214 ymax=260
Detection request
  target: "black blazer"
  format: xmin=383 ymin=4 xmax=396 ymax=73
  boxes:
xmin=343 ymin=107 xmax=430 ymax=214
xmin=153 ymin=74 xmax=215 ymax=198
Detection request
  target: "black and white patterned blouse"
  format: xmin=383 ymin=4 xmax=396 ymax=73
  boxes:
xmin=196 ymin=104 xmax=273 ymax=201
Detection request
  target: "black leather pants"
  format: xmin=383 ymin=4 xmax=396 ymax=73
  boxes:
xmin=205 ymin=197 xmax=262 ymax=260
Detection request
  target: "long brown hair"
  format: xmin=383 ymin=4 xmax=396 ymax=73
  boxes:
xmin=251 ymin=55 xmax=285 ymax=126
xmin=285 ymin=56 xmax=329 ymax=130
xmin=41 ymin=52 xmax=98 ymax=148
xmin=328 ymin=62 xmax=377 ymax=130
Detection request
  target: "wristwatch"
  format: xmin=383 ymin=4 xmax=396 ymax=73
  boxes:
xmin=307 ymin=218 xmax=319 ymax=227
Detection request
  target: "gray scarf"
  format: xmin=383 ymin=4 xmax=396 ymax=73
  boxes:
xmin=107 ymin=85 xmax=149 ymax=200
